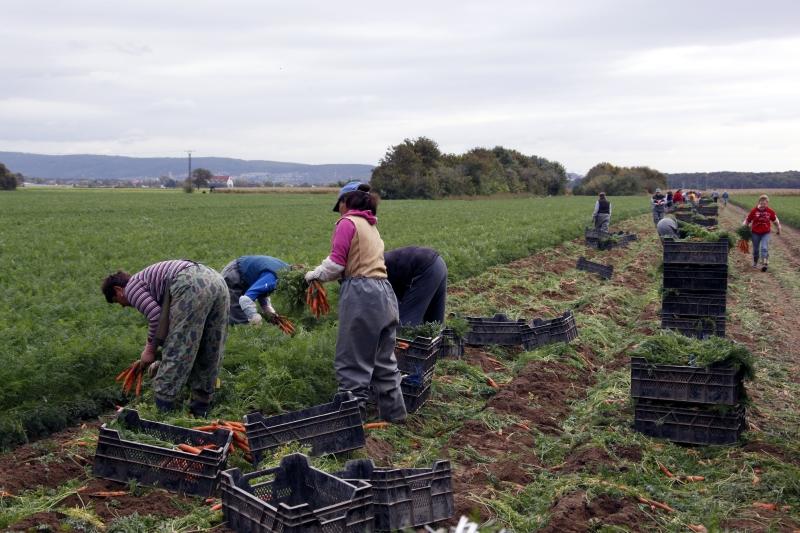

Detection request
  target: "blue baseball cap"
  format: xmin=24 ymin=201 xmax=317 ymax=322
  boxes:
xmin=332 ymin=181 xmax=362 ymax=211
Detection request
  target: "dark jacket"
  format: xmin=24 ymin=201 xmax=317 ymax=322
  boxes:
xmin=384 ymin=247 xmax=440 ymax=300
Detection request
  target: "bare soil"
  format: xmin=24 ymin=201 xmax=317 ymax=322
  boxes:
xmin=539 ymin=490 xmax=648 ymax=533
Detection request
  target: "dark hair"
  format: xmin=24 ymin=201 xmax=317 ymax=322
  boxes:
xmin=342 ymin=183 xmax=380 ymax=215
xmin=101 ymin=270 xmax=131 ymax=303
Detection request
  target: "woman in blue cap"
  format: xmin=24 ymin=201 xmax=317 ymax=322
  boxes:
xmin=305 ymin=181 xmax=406 ymax=423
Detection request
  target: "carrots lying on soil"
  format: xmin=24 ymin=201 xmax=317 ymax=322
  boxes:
xmin=658 ymin=462 xmax=675 ymax=478
xmin=306 ymin=280 xmax=330 ymax=318
xmin=88 ymin=491 xmax=128 ymax=498
xmin=363 ymin=422 xmax=390 ymax=430
xmin=687 ymin=525 xmax=708 ymax=533
xmin=486 ymin=377 xmax=500 ymax=389
xmin=637 ymin=497 xmax=676 ymax=513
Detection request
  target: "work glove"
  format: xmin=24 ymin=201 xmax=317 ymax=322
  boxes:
xmin=147 ymin=360 xmax=161 ymax=378
xmin=248 ymin=313 xmax=263 ymax=326
xmin=261 ymin=297 xmax=277 ymax=317
xmin=305 ymin=256 xmax=345 ymax=283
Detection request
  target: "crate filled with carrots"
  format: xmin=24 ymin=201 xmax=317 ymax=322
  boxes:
xmin=93 ymin=408 xmax=233 ymax=497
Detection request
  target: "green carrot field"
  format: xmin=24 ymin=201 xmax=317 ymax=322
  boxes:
xmin=0 ymin=190 xmax=648 ymax=448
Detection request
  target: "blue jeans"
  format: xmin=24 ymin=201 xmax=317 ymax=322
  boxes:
xmin=751 ymin=232 xmax=771 ymax=261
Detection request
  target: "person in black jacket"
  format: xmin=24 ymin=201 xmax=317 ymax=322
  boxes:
xmin=384 ymin=246 xmax=447 ymax=326
xmin=592 ymin=192 xmax=611 ymax=232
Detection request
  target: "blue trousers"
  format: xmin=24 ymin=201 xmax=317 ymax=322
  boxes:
xmin=751 ymin=232 xmax=771 ymax=261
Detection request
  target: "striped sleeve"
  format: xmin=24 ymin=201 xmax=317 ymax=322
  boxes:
xmin=125 ymin=274 xmax=162 ymax=345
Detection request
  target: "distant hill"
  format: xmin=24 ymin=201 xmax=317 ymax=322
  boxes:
xmin=667 ymin=171 xmax=800 ymax=190
xmin=0 ymin=151 xmax=374 ymax=184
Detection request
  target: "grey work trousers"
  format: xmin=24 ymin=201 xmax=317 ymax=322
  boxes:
xmin=398 ymin=255 xmax=448 ymax=326
xmin=335 ymin=277 xmax=407 ymax=422
xmin=594 ymin=214 xmax=610 ymax=233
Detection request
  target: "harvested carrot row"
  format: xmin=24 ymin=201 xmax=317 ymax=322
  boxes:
xmin=363 ymin=422 xmax=390 ymax=430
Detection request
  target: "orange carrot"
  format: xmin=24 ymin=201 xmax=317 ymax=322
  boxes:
xmin=135 ymin=371 xmax=143 ymax=397
xmin=396 ymin=341 xmax=410 ymax=350
xmin=0 ymin=490 xmax=13 ymax=498
xmin=211 ymin=503 xmax=223 ymax=511
xmin=687 ymin=525 xmax=707 ymax=533
xmin=682 ymin=475 xmax=705 ymax=483
xmin=177 ymin=443 xmax=202 ymax=455
xmin=486 ymin=377 xmax=500 ymax=389
xmin=637 ymin=497 xmax=676 ymax=513
xmin=89 ymin=491 xmax=128 ymax=497
xmin=363 ymin=422 xmax=390 ymax=430
xmin=514 ymin=422 xmax=531 ymax=431
xmin=752 ymin=502 xmax=778 ymax=511
xmin=658 ymin=462 xmax=675 ymax=478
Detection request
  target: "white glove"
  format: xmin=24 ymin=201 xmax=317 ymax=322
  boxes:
xmin=239 ymin=295 xmax=260 ymax=322
xmin=260 ymin=297 xmax=277 ymax=317
xmin=305 ymin=257 xmax=345 ymax=283
xmin=248 ymin=314 xmax=263 ymax=325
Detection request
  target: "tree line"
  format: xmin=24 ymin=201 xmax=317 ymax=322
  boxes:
xmin=369 ymin=138 xmax=568 ymax=199
xmin=571 ymin=162 xmax=667 ymax=195
xmin=0 ymin=163 xmax=23 ymax=190
xmin=667 ymin=171 xmax=800 ymax=190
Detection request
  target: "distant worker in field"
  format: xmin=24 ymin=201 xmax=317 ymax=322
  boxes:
xmin=743 ymin=194 xmax=782 ymax=272
xmin=687 ymin=190 xmax=697 ymax=205
xmin=591 ymin=192 xmax=612 ymax=233
xmin=673 ymin=189 xmax=684 ymax=204
xmin=101 ymin=260 xmax=229 ymax=417
xmin=385 ymin=246 xmax=448 ymax=326
xmin=221 ymin=255 xmax=289 ymax=325
xmin=712 ymin=190 xmax=720 ymax=203
xmin=651 ymin=188 xmax=667 ymax=224
xmin=666 ymin=190 xmax=674 ymax=211
xmin=722 ymin=190 xmax=729 ymax=207
xmin=305 ymin=181 xmax=406 ymax=423
xmin=656 ymin=215 xmax=680 ymax=240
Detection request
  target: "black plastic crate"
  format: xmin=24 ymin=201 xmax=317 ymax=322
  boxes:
xmin=466 ymin=314 xmax=527 ymax=346
xmin=395 ymin=334 xmax=442 ymax=375
xmin=576 ymin=256 xmax=614 ymax=279
xmin=439 ymin=328 xmax=464 ymax=358
xmin=698 ymin=198 xmax=714 ymax=206
xmin=630 ymin=357 xmax=743 ymax=405
xmin=400 ymin=368 xmax=434 ymax=414
xmin=335 ymin=459 xmax=454 ymax=531
xmin=674 ymin=212 xmax=695 ymax=223
xmin=693 ymin=217 xmax=718 ymax=227
xmin=93 ymin=408 xmax=233 ymax=497
xmin=697 ymin=205 xmax=719 ymax=216
xmin=661 ymin=314 xmax=726 ymax=339
xmin=220 ymin=454 xmax=374 ymax=533
xmin=633 ymin=400 xmax=745 ymax=445
xmin=662 ymin=239 xmax=729 ymax=265
xmin=661 ymin=292 xmax=726 ymax=316
xmin=244 ymin=393 xmax=365 ymax=466
xmin=663 ymin=264 xmax=728 ymax=293
xmin=521 ymin=310 xmax=579 ymax=350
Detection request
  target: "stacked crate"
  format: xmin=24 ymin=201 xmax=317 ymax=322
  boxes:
xmin=631 ymin=357 xmax=747 ymax=445
xmin=661 ymin=238 xmax=728 ymax=339
xmin=395 ymin=332 xmax=442 ymax=413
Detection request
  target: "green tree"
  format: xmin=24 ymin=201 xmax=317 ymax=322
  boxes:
xmin=191 ymin=168 xmax=213 ymax=189
xmin=0 ymin=163 xmax=22 ymax=191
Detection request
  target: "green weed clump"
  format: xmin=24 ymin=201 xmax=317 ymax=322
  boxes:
xmin=631 ymin=331 xmax=756 ymax=379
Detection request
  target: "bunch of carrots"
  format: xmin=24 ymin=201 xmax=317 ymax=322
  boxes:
xmin=737 ymin=225 xmax=752 ymax=254
xmin=306 ymin=280 xmax=330 ymax=318
xmin=192 ymin=420 xmax=251 ymax=462
xmin=115 ymin=360 xmax=146 ymax=397
xmin=270 ymin=314 xmax=296 ymax=335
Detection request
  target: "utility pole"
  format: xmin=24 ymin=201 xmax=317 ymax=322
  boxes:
xmin=186 ymin=150 xmax=193 ymax=188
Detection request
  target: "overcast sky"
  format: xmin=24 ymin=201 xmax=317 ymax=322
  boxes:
xmin=2 ymin=1 xmax=799 ymax=173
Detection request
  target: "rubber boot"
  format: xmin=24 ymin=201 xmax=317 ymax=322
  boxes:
xmin=155 ymin=397 xmax=175 ymax=413
xmin=761 ymin=257 xmax=769 ymax=272
xmin=189 ymin=399 xmax=210 ymax=418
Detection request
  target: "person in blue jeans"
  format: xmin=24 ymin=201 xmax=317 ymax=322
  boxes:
xmin=384 ymin=246 xmax=448 ymax=326
xmin=221 ymin=255 xmax=290 ymax=324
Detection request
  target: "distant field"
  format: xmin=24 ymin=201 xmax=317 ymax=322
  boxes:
xmin=730 ymin=194 xmax=800 ymax=229
xmin=0 ymin=189 xmax=649 ymax=447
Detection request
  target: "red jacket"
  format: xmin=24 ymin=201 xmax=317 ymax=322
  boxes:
xmin=746 ymin=207 xmax=777 ymax=235
xmin=673 ymin=191 xmax=683 ymax=203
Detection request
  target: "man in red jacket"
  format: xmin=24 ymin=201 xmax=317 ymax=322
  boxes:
xmin=743 ymin=194 xmax=782 ymax=271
